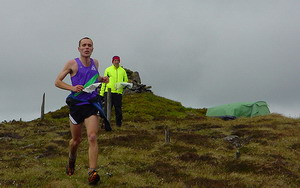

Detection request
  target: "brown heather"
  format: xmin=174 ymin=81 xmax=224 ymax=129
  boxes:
xmin=1 ymin=93 xmax=300 ymax=187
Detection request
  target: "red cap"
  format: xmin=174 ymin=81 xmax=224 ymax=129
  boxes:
xmin=112 ymin=56 xmax=120 ymax=62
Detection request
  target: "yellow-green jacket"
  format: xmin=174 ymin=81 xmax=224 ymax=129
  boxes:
xmin=100 ymin=65 xmax=128 ymax=96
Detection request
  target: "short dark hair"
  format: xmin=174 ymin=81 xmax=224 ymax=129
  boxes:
xmin=79 ymin=37 xmax=93 ymax=47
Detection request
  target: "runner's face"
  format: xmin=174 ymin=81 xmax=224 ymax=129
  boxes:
xmin=78 ymin=39 xmax=93 ymax=57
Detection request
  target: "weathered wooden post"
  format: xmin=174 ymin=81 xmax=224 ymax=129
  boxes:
xmin=235 ymin=149 xmax=241 ymax=159
xmin=41 ymin=93 xmax=45 ymax=120
xmin=165 ymin=126 xmax=171 ymax=144
xmin=107 ymin=88 xmax=112 ymax=123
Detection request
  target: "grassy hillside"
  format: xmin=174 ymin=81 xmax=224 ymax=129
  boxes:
xmin=1 ymin=93 xmax=300 ymax=187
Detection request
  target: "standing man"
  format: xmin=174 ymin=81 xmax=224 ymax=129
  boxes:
xmin=100 ymin=56 xmax=128 ymax=127
xmin=55 ymin=37 xmax=108 ymax=185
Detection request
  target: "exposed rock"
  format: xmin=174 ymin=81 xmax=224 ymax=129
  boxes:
xmin=124 ymin=68 xmax=152 ymax=94
xmin=131 ymin=71 xmax=141 ymax=85
xmin=224 ymin=135 xmax=242 ymax=148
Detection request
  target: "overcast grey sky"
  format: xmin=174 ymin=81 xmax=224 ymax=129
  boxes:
xmin=1 ymin=0 xmax=300 ymax=121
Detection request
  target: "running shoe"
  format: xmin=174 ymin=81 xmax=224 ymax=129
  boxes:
xmin=88 ymin=170 xmax=100 ymax=185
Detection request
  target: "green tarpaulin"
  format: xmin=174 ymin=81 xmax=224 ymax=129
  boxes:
xmin=206 ymin=101 xmax=270 ymax=118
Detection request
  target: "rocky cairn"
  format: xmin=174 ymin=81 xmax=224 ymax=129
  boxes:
xmin=124 ymin=68 xmax=152 ymax=94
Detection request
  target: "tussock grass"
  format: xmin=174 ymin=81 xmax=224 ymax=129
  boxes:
xmin=1 ymin=93 xmax=300 ymax=187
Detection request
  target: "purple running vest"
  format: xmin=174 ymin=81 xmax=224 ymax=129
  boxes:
xmin=70 ymin=58 xmax=99 ymax=101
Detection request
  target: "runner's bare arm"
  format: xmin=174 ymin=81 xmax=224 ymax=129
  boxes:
xmin=55 ymin=60 xmax=84 ymax=92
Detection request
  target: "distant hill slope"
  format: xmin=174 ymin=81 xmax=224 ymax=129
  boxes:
xmin=48 ymin=92 xmax=207 ymax=122
xmin=122 ymin=92 xmax=206 ymax=121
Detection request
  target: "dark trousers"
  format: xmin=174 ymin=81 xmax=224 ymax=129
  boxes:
xmin=104 ymin=92 xmax=123 ymax=126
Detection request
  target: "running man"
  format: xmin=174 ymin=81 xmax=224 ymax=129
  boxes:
xmin=55 ymin=37 xmax=108 ymax=185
